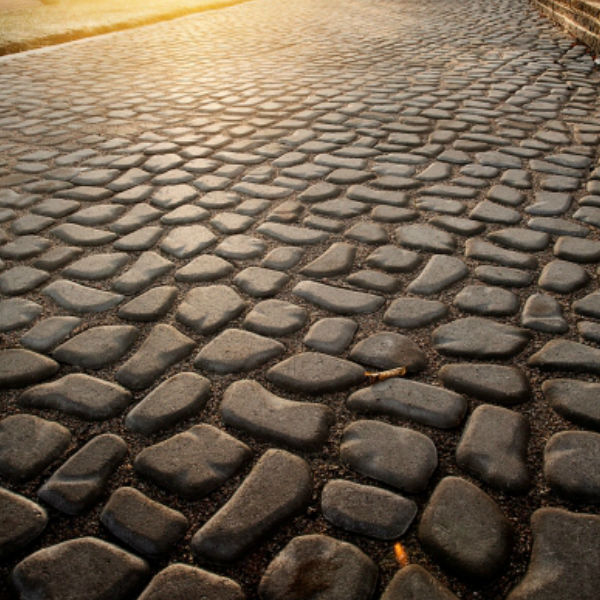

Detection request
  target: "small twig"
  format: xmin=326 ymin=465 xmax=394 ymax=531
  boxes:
xmin=394 ymin=542 xmax=410 ymax=567
xmin=364 ymin=366 xmax=407 ymax=385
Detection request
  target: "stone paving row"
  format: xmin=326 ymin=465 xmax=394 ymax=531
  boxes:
xmin=0 ymin=0 xmax=600 ymax=597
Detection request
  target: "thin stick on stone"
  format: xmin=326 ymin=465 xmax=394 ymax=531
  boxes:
xmin=364 ymin=366 xmax=407 ymax=385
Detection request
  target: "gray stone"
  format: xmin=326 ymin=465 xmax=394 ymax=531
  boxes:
xmin=457 ymin=405 xmax=530 ymax=492
xmin=134 ymin=424 xmax=250 ymax=498
xmin=211 ymin=211 xmax=254 ymax=233
xmin=0 ymin=414 xmax=70 ymax=481
xmin=160 ymin=225 xmax=216 ymax=258
xmin=221 ymin=380 xmax=333 ymax=450
xmin=191 ymin=449 xmax=311 ymax=561
xmin=396 ymin=223 xmax=455 ymax=253
xmin=384 ymin=297 xmax=448 ymax=328
xmin=298 ymin=181 xmax=340 ymax=202
xmin=544 ymin=431 xmax=600 ymax=501
xmin=261 ymin=246 xmax=304 ymax=270
xmin=234 ymin=267 xmax=289 ymax=297
xmin=303 ymin=317 xmax=357 ymax=354
xmin=38 ymin=434 xmax=127 ymax=514
xmin=433 ymin=317 xmax=530 ymax=358
xmin=293 ymin=280 xmax=384 ymax=314
xmin=465 ymin=238 xmax=537 ymax=269
xmin=152 ymin=184 xmax=197 ymax=209
xmin=100 ymin=486 xmax=188 ymax=555
xmin=528 ymin=339 xmax=600 ymax=375
xmin=538 ymin=260 xmax=588 ymax=293
xmin=176 ymin=285 xmax=246 ymax=334
xmin=488 ymin=228 xmax=549 ymax=251
xmin=345 ymin=221 xmax=388 ymax=244
xmin=258 ymin=534 xmax=377 ymax=600
xmin=574 ymin=292 xmax=600 ymax=319
xmin=0 ymin=349 xmax=59 ymax=388
xmin=347 ymin=379 xmax=467 ymax=429
xmin=418 ymin=477 xmax=512 ymax=579
xmin=349 ymin=332 xmax=426 ymax=373
xmin=161 ymin=203 xmax=208 ymax=224
xmin=366 ymin=244 xmax=421 ymax=273
xmin=0 ymin=298 xmax=42 ymax=332
xmin=125 ymin=372 xmax=210 ymax=434
xmin=0 ymin=487 xmax=47 ymax=559
xmin=526 ymin=191 xmax=571 ymax=216
xmin=311 ymin=198 xmax=367 ymax=219
xmin=454 ymin=284 xmax=519 ymax=316
xmin=0 ymin=266 xmax=49 ymax=295
xmin=33 ymin=246 xmax=83 ymax=271
xmin=20 ymin=374 xmax=132 ymax=420
xmin=68 ymin=204 xmax=125 ymax=226
xmin=347 ymin=184 xmax=407 ymax=206
xmin=506 ymin=508 xmax=600 ymax=600
xmin=51 ymin=223 xmax=117 ymax=246
xmin=521 ymin=293 xmax=567 ymax=333
xmin=470 ymin=200 xmax=520 ymax=224
xmin=112 ymin=251 xmax=173 ymax=295
xmin=110 ymin=204 xmax=162 ymax=233
xmin=257 ymin=222 xmax=329 ymax=245
xmin=43 ymin=280 xmax=124 ymax=313
xmin=138 ymin=564 xmax=244 ymax=600
xmin=300 ymin=242 xmax=356 ymax=278
xmin=407 ymin=255 xmax=468 ymax=295
xmin=381 ymin=565 xmax=458 ymax=600
xmin=529 ymin=217 xmax=588 ymax=238
xmin=542 ymin=379 xmax=600 ymax=430
xmin=341 ymin=420 xmax=437 ymax=493
xmin=0 ymin=235 xmax=50 ymax=259
xmin=11 ymin=537 xmax=150 ymax=600
xmin=347 ymin=269 xmax=398 ymax=293
xmin=321 ymin=479 xmax=417 ymax=539
xmin=113 ymin=226 xmax=163 ymax=250
xmin=267 ymin=352 xmax=364 ymax=393
xmin=52 ymin=325 xmax=138 ymax=369
xmin=578 ymin=320 xmax=600 ymax=344
xmin=554 ymin=236 xmax=600 ymax=262
xmin=243 ymin=299 xmax=307 ymax=336
xmin=63 ymin=253 xmax=129 ymax=280
xmin=175 ymin=254 xmax=234 ymax=282
xmin=116 ymin=324 xmax=195 ymax=390
xmin=475 ymin=265 xmax=533 ymax=287
xmin=439 ymin=363 xmax=530 ymax=405
xmin=215 ymin=234 xmax=266 ymax=260
xmin=117 ymin=286 xmax=177 ymax=321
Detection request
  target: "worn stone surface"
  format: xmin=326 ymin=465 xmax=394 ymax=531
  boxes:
xmin=349 ymin=332 xmax=426 ymax=373
xmin=542 ymin=379 xmax=600 ymax=430
xmin=0 ymin=349 xmax=59 ymax=388
xmin=408 ymin=255 xmax=468 ymax=295
xmin=528 ymin=340 xmax=600 ymax=375
xmin=381 ymin=565 xmax=459 ymax=600
xmin=303 ymin=317 xmax=357 ymax=353
xmin=293 ymin=280 xmax=384 ymax=314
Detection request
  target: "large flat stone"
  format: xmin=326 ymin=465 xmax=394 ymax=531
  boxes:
xmin=528 ymin=340 xmax=600 ymax=375
xmin=293 ymin=280 xmax=384 ymax=314
xmin=43 ymin=280 xmax=124 ymax=313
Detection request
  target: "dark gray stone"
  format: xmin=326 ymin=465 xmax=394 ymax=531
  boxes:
xmin=521 ymin=293 xmax=568 ymax=333
xmin=0 ymin=349 xmax=59 ymax=388
xmin=574 ymin=292 xmax=600 ymax=319
xmin=192 ymin=449 xmax=312 ymax=561
xmin=506 ymin=508 xmax=600 ymax=600
xmin=538 ymin=260 xmax=588 ymax=293
xmin=11 ymin=537 xmax=150 ymax=600
xmin=554 ymin=236 xmax=600 ymax=262
xmin=125 ymin=372 xmax=210 ymax=434
xmin=418 ymin=476 xmax=512 ymax=579
xmin=341 ymin=420 xmax=437 ymax=493
xmin=454 ymin=284 xmax=519 ymax=316
xmin=384 ymin=297 xmax=448 ymax=328
xmin=195 ymin=329 xmax=284 ymax=374
xmin=258 ymin=534 xmax=377 ymax=600
xmin=381 ymin=565 xmax=458 ymax=600
xmin=20 ymin=374 xmax=132 ymax=420
xmin=0 ymin=299 xmax=43 ymax=332
xmin=528 ymin=340 xmax=600 ymax=375
xmin=542 ymin=379 xmax=600 ymax=430
xmin=457 ymin=405 xmax=530 ymax=492
xmin=243 ymin=299 xmax=307 ymax=336
xmin=267 ymin=352 xmax=364 ymax=393
xmin=134 ymin=424 xmax=250 ymax=497
xmin=544 ymin=431 xmax=600 ymax=501
xmin=101 ymin=486 xmax=188 ymax=555
xmin=293 ymin=280 xmax=384 ymax=314
xmin=0 ymin=487 xmax=47 ymax=559
xmin=38 ymin=434 xmax=127 ymax=514
xmin=349 ymin=332 xmax=426 ymax=373
xmin=0 ymin=414 xmax=70 ymax=481
xmin=221 ymin=380 xmax=333 ymax=450
xmin=408 ymin=255 xmax=468 ymax=295
xmin=347 ymin=379 xmax=467 ymax=428
xmin=117 ymin=286 xmax=177 ymax=321
xmin=116 ymin=324 xmax=195 ymax=390
xmin=321 ymin=479 xmax=417 ymax=539
xmin=303 ymin=317 xmax=357 ymax=354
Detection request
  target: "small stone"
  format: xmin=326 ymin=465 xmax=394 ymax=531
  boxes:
xmin=258 ymin=534 xmax=377 ymax=600
xmin=465 ymin=238 xmax=537 ymax=269
xmin=51 ymin=223 xmax=117 ymax=246
xmin=160 ymin=225 xmax=216 ymax=258
xmin=138 ymin=564 xmax=244 ymax=600
xmin=366 ymin=244 xmax=421 ymax=273
xmin=430 ymin=215 xmax=486 ymax=236
xmin=383 ymin=297 xmax=448 ymax=328
xmin=257 ymin=222 xmax=329 ymax=245
xmin=488 ymin=228 xmax=549 ymax=251
xmin=418 ymin=476 xmax=512 ymax=579
xmin=303 ymin=317 xmax=357 ymax=354
xmin=215 ymin=234 xmax=266 ymax=260
xmin=0 ymin=487 xmax=47 ymax=558
xmin=261 ymin=246 xmax=304 ymax=270
xmin=100 ymin=487 xmax=188 ymax=556
xmin=20 ymin=374 xmax=132 ymax=420
xmin=0 ymin=235 xmax=50 ymax=260
xmin=521 ymin=293 xmax=567 ymax=333
xmin=542 ymin=379 xmax=600 ymax=430
xmin=349 ymin=332 xmax=426 ymax=373
xmin=125 ymin=373 xmax=210 ymax=434
xmin=0 ymin=349 xmax=59 ymax=389
xmin=381 ymin=565 xmax=458 ymax=600
xmin=544 ymin=431 xmax=600 ymax=501
xmin=33 ymin=246 xmax=83 ymax=271
xmin=52 ymin=325 xmax=138 ymax=369
xmin=578 ymin=320 xmax=600 ymax=344
xmin=113 ymin=226 xmax=163 ymax=251
xmin=38 ymin=434 xmax=127 ymax=514
xmin=538 ymin=260 xmax=588 ymax=293
xmin=528 ymin=339 xmax=600 ymax=375
xmin=112 ymin=251 xmax=173 ymax=295
xmin=554 ymin=236 xmax=600 ymax=262
xmin=300 ymin=242 xmax=356 ymax=278
xmin=433 ymin=317 xmax=530 ymax=358
xmin=0 ymin=298 xmax=42 ymax=332
xmin=574 ymin=292 xmax=600 ymax=319
xmin=243 ymin=299 xmax=307 ymax=336
xmin=191 ymin=449 xmax=311 ymax=561
xmin=134 ymin=424 xmax=250 ymax=497
xmin=221 ymin=380 xmax=333 ymax=450
xmin=475 ymin=265 xmax=533 ymax=287
xmin=347 ymin=378 xmax=467 ymax=428
xmin=267 ymin=352 xmax=364 ymax=393
xmin=0 ymin=266 xmax=49 ymax=295
xmin=396 ymin=223 xmax=455 ymax=253
xmin=321 ymin=480 xmax=417 ymax=539
xmin=293 ymin=280 xmax=384 ymax=314
xmin=347 ymin=269 xmax=398 ymax=293
xmin=116 ymin=324 xmax=195 ymax=390
xmin=454 ymin=285 xmax=519 ymax=316
xmin=470 ymin=200 xmax=520 ymax=224
xmin=63 ymin=253 xmax=129 ymax=280
xmin=43 ymin=280 xmax=124 ymax=313
xmin=408 ymin=255 xmax=469 ymax=295
xmin=508 ymin=508 xmax=600 ymax=600
xmin=117 ymin=286 xmax=177 ymax=321
xmin=341 ymin=420 xmax=437 ymax=492
xmin=11 ymin=537 xmax=150 ymax=600
xmin=176 ymin=285 xmax=246 ymax=334
xmin=457 ymin=405 xmax=530 ymax=492
xmin=234 ymin=267 xmax=289 ymax=297
xmin=0 ymin=415 xmax=70 ymax=481
xmin=175 ymin=254 xmax=234 ymax=282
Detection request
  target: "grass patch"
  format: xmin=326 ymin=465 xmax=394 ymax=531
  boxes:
xmin=0 ymin=0 xmax=251 ymax=56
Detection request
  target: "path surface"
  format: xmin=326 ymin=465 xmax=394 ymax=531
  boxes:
xmin=1 ymin=0 xmax=600 ymax=598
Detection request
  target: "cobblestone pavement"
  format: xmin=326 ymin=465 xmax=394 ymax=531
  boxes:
xmin=1 ymin=0 xmax=600 ymax=598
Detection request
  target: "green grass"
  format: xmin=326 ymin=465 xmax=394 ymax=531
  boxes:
xmin=0 ymin=0 xmax=251 ymax=55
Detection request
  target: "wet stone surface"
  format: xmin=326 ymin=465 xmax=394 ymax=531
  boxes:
xmin=1 ymin=0 xmax=600 ymax=596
